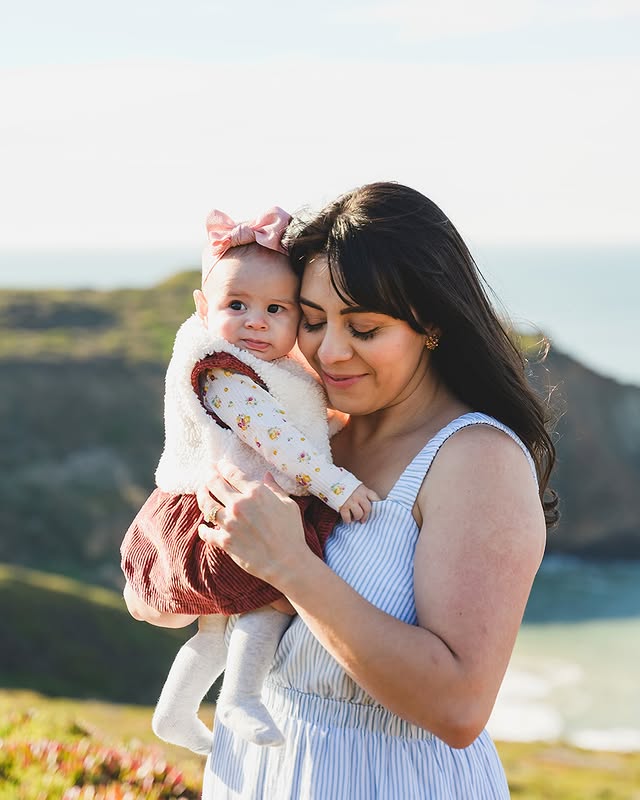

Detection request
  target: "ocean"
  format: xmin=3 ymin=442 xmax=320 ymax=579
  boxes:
xmin=475 ymin=243 xmax=640 ymax=389
xmin=489 ymin=556 xmax=640 ymax=751
xmin=1 ymin=244 xmax=639 ymax=749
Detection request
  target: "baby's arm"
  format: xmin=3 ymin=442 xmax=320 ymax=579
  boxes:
xmin=201 ymin=369 xmax=379 ymax=522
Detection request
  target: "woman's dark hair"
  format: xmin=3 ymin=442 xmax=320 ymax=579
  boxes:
xmin=288 ymin=181 xmax=558 ymax=528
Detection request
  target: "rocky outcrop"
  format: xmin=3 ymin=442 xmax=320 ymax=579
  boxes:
xmin=529 ymin=350 xmax=640 ymax=557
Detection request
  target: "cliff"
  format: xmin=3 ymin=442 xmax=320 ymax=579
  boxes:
xmin=0 ymin=272 xmax=638 ymax=594
xmin=528 ymin=350 xmax=640 ymax=557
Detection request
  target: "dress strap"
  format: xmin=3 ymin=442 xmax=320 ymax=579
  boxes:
xmin=386 ymin=412 xmax=539 ymax=510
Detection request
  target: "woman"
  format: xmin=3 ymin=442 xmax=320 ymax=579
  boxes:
xmin=132 ymin=182 xmax=557 ymax=798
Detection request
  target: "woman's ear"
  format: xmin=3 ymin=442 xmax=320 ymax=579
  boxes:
xmin=423 ymin=326 xmax=441 ymax=351
xmin=193 ymin=289 xmax=208 ymax=326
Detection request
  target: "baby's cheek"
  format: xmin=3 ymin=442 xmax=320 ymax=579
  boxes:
xmin=211 ymin=313 xmax=238 ymax=344
xmin=282 ymin=321 xmax=299 ymax=351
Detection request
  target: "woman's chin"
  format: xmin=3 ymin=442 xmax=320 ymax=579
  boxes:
xmin=325 ymin=394 xmax=367 ymax=416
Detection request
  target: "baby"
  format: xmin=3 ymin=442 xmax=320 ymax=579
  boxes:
xmin=121 ymin=207 xmax=377 ymax=754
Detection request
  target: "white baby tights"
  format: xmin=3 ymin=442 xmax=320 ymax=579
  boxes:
xmin=152 ymin=606 xmax=290 ymax=753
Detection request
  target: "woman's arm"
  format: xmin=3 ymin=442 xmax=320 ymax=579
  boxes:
xmin=198 ymin=425 xmax=545 ymax=748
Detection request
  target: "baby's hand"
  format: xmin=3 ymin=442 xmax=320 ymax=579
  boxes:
xmin=339 ymin=483 xmax=380 ymax=524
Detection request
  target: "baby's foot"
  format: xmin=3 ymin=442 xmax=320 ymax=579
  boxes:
xmin=216 ymin=699 xmax=284 ymax=747
xmin=152 ymin=708 xmax=213 ymax=755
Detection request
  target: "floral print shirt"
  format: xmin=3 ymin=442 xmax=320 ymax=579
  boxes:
xmin=200 ymin=368 xmax=361 ymax=512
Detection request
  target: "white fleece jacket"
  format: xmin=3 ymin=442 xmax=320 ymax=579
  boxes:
xmin=154 ymin=314 xmax=333 ymax=497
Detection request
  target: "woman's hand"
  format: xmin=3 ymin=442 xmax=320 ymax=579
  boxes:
xmin=196 ymin=463 xmax=312 ymax=587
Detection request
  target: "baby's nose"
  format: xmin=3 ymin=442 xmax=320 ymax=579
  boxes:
xmin=245 ymin=313 xmax=268 ymax=330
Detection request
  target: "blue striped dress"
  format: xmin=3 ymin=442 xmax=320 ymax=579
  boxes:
xmin=203 ymin=412 xmax=537 ymax=799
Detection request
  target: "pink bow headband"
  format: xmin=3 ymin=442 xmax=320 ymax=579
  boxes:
xmin=201 ymin=206 xmax=292 ymax=286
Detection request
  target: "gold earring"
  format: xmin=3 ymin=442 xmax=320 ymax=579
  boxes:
xmin=424 ymin=331 xmax=440 ymax=351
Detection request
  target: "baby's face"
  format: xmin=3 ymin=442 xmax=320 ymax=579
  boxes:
xmin=195 ymin=245 xmax=300 ymax=361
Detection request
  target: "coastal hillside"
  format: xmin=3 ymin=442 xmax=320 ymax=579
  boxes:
xmin=0 ymin=271 xmax=639 ymax=595
xmin=0 ymin=563 xmax=197 ymax=704
xmin=528 ymin=349 xmax=640 ymax=557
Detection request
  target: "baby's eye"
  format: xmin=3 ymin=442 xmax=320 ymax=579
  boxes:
xmin=267 ymin=304 xmax=284 ymax=314
xmin=301 ymin=317 xmax=325 ymax=332
xmin=229 ymin=300 xmax=246 ymax=311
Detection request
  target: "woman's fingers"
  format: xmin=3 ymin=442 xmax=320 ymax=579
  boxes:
xmin=201 ymin=461 xmax=258 ymax=511
xmin=198 ymin=461 xmax=248 ymax=525
xmin=262 ymin=471 xmax=290 ymax=499
xmin=196 ymin=469 xmax=306 ymax=584
xmin=204 ymin=502 xmax=224 ymax=526
xmin=196 ymin=484 xmax=209 ymax=512
xmin=196 ymin=483 xmax=224 ymax=524
xmin=198 ymin=521 xmax=224 ymax=545
xmin=200 ymin=465 xmax=271 ymax=537
xmin=216 ymin=461 xmax=263 ymax=495
xmin=205 ymin=464 xmax=287 ymax=508
xmin=197 ymin=520 xmax=254 ymax=578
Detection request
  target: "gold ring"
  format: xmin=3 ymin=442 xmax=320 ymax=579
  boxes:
xmin=206 ymin=504 xmax=222 ymax=525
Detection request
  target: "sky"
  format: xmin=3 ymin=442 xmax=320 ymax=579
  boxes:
xmin=1 ymin=0 xmax=639 ymax=385
xmin=1 ymin=0 xmax=639 ymax=250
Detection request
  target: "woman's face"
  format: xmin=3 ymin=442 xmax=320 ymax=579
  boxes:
xmin=297 ymin=255 xmax=431 ymax=416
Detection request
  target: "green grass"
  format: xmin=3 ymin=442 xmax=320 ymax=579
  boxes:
xmin=0 ymin=564 xmax=196 ymax=705
xmin=0 ymin=690 xmax=206 ymax=798
xmin=0 ymin=272 xmax=543 ymax=367
xmin=0 ymin=270 xmax=200 ymax=364
xmin=497 ymin=740 xmax=640 ymax=799
xmin=0 ymin=562 xmax=221 ymax=797
xmin=1 ymin=691 xmax=639 ymax=799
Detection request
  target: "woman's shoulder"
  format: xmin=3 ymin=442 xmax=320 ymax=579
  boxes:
xmin=417 ymin=413 xmax=543 ymax=528
xmin=441 ymin=416 xmax=529 ymax=460
xmin=416 ymin=415 xmax=546 ymax=563
xmin=426 ymin=412 xmax=538 ymax=484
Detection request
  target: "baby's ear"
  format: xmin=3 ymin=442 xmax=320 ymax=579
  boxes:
xmin=193 ymin=289 xmax=208 ymax=326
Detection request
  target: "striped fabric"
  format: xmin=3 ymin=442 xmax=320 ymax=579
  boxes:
xmin=203 ymin=413 xmax=537 ymax=799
